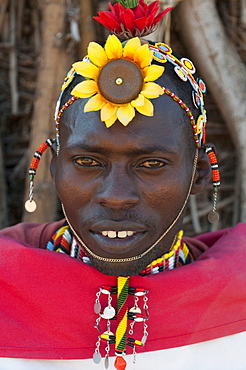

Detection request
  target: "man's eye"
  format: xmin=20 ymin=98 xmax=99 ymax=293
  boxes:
xmin=74 ymin=158 xmax=101 ymax=167
xmin=138 ymin=160 xmax=165 ymax=169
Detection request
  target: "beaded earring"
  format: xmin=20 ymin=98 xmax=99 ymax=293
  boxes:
xmin=205 ymin=146 xmax=221 ymax=223
xmin=25 ymin=139 xmax=55 ymax=213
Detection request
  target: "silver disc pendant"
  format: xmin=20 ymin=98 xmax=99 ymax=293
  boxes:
xmin=94 ymin=301 xmax=101 ymax=314
xmin=105 ymin=356 xmax=109 ymax=369
xmin=208 ymin=210 xmax=219 ymax=224
xmin=102 ymin=306 xmax=116 ymax=319
xmin=93 ymin=352 xmax=101 ymax=364
xmin=25 ymin=200 xmax=37 ymax=213
xmin=141 ymin=334 xmax=148 ymax=345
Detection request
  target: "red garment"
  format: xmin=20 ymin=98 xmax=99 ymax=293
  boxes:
xmin=0 ymin=222 xmax=245 ymax=360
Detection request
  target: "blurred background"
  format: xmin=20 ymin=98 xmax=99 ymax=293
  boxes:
xmin=0 ymin=0 xmax=245 ymax=236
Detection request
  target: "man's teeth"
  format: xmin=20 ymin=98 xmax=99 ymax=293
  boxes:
xmin=101 ymin=231 xmax=134 ymax=239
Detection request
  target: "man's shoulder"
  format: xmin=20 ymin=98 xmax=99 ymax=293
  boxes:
xmin=0 ymin=219 xmax=65 ymax=249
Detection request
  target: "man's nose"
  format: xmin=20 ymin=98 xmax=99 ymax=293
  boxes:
xmin=95 ymin=166 xmax=140 ymax=209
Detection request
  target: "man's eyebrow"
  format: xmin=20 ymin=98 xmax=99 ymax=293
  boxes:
xmin=65 ymin=142 xmax=177 ymax=155
xmin=65 ymin=143 xmax=108 ymax=154
xmin=128 ymin=146 xmax=177 ymax=155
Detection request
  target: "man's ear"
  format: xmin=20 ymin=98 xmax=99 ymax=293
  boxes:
xmin=191 ymin=146 xmax=211 ymax=195
xmin=50 ymin=141 xmax=58 ymax=181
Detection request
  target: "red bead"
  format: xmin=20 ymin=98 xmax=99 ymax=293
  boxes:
xmin=114 ymin=355 xmax=127 ymax=370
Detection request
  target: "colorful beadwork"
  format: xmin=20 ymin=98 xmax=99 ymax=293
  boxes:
xmin=28 ymin=139 xmax=54 ymax=181
xmin=115 ymin=277 xmax=129 ymax=367
xmin=139 ymin=230 xmax=191 ymax=275
xmin=93 ymin=284 xmax=149 ymax=369
xmin=55 ymin=96 xmax=78 ymax=149
xmin=162 ymin=87 xmax=200 ymax=148
xmin=205 ymin=146 xmax=220 ymax=188
xmin=47 ymin=224 xmax=193 ymax=274
xmin=205 ymin=146 xmax=221 ymax=223
xmin=46 ymin=224 xmax=72 ymax=254
xmin=46 ymin=224 xmax=193 ymax=368
xmin=25 ymin=138 xmax=55 ymax=213
xmin=54 ymin=37 xmax=207 ymax=149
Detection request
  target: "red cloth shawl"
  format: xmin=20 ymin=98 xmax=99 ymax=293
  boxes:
xmin=0 ymin=223 xmax=246 ymax=359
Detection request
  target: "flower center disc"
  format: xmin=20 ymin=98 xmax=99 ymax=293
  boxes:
xmin=98 ymin=59 xmax=143 ymax=104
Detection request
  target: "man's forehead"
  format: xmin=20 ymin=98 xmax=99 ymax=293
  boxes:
xmin=60 ymin=94 xmax=187 ymax=153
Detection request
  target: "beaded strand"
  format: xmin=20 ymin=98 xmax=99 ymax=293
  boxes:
xmin=114 ymin=277 xmax=129 ymax=370
xmin=24 ymin=138 xmax=55 ymax=213
xmin=55 ymin=96 xmax=79 ymax=149
xmin=162 ymin=88 xmax=199 ymax=148
xmin=205 ymin=146 xmax=221 ymax=223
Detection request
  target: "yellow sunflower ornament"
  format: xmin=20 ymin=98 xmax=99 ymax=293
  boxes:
xmin=71 ymin=34 xmax=165 ymax=127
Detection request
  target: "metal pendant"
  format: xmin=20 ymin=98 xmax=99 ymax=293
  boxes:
xmin=93 ymin=351 xmax=102 ymax=364
xmin=94 ymin=301 xmax=101 ymax=314
xmin=208 ymin=210 xmax=219 ymax=224
xmin=25 ymin=200 xmax=37 ymax=213
xmin=105 ymin=356 xmax=109 ymax=369
xmin=102 ymin=306 xmax=116 ymax=319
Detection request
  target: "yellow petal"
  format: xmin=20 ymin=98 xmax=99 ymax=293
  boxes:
xmin=131 ymin=94 xmax=145 ymax=107
xmin=134 ymin=44 xmax=153 ymax=69
xmin=141 ymin=82 xmax=164 ymax=99
xmin=88 ymin=41 xmax=108 ymax=68
xmin=105 ymin=113 xmax=118 ymax=128
xmin=117 ymin=104 xmax=135 ymax=126
xmin=71 ymin=80 xmax=98 ymax=98
xmin=84 ymin=94 xmax=106 ymax=112
xmin=101 ymin=103 xmax=118 ymax=121
xmin=143 ymin=65 xmax=165 ymax=82
xmin=123 ymin=37 xmax=141 ymax=60
xmin=72 ymin=61 xmax=99 ymax=80
xmin=135 ymin=97 xmax=154 ymax=116
xmin=105 ymin=34 xmax=123 ymax=60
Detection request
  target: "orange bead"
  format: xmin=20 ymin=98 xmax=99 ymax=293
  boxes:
xmin=114 ymin=355 xmax=127 ymax=370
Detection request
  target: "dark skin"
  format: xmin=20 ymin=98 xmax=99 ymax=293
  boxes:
xmin=51 ymin=80 xmax=211 ymax=276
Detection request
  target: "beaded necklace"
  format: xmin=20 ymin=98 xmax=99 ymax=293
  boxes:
xmin=46 ymin=224 xmax=193 ymax=369
xmin=46 ymin=224 xmax=192 ymax=275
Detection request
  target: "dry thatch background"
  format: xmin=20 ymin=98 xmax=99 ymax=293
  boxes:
xmin=0 ymin=0 xmax=245 ymax=236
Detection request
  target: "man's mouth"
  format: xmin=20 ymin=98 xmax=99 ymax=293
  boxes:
xmin=88 ymin=221 xmax=148 ymax=256
xmin=100 ymin=230 xmax=135 ymax=238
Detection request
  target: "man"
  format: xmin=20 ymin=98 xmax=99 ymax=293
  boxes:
xmin=0 ymin=1 xmax=246 ymax=369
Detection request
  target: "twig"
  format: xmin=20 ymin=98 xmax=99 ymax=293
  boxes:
xmin=33 ymin=6 xmax=41 ymax=52
xmin=9 ymin=0 xmax=19 ymax=114
xmin=0 ymin=0 xmax=9 ymax=36
xmin=241 ymin=0 xmax=246 ymax=25
xmin=17 ymin=0 xmax=25 ymax=44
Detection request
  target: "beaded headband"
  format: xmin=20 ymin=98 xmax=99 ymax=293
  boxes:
xmin=25 ymin=0 xmax=220 ymax=223
xmin=54 ymin=34 xmax=206 ymax=150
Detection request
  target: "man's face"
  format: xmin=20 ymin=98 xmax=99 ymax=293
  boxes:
xmin=52 ymin=92 xmax=196 ymax=276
